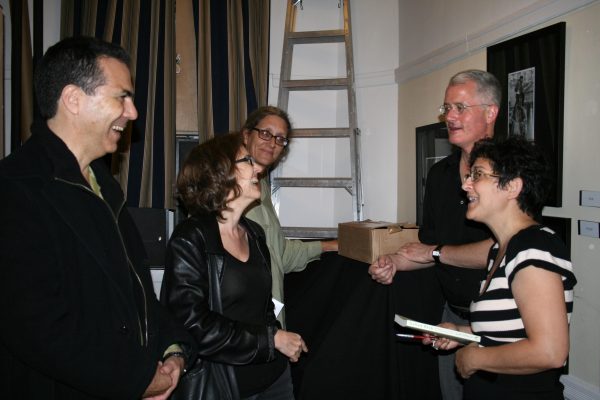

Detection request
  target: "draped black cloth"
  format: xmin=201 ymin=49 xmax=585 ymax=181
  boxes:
xmin=285 ymin=253 xmax=444 ymax=400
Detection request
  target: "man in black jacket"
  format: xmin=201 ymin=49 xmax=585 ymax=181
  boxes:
xmin=0 ymin=36 xmax=194 ymax=400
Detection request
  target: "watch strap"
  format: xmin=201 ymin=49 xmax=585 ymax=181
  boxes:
xmin=432 ymin=245 xmax=443 ymax=263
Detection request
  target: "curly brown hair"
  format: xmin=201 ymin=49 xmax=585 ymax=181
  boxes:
xmin=176 ymin=133 xmax=244 ymax=219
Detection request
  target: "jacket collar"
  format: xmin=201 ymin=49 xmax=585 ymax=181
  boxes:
xmin=29 ymin=120 xmax=125 ymax=215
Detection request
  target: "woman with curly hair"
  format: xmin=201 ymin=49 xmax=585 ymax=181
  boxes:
xmin=427 ymin=137 xmax=576 ymax=400
xmin=161 ymin=133 xmax=307 ymax=399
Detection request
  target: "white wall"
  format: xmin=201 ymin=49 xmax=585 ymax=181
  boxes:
xmin=268 ymin=0 xmax=399 ymax=227
xmin=397 ymin=0 xmax=600 ymax=394
xmin=397 ymin=0 xmax=596 ymax=83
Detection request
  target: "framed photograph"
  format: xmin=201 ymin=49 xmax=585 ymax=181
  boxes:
xmin=487 ymin=22 xmax=565 ymax=207
xmin=542 ymin=216 xmax=571 ymax=256
xmin=508 ymin=67 xmax=535 ymax=139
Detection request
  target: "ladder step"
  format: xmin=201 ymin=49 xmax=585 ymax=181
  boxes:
xmin=292 ymin=128 xmax=351 ymax=138
xmin=273 ymin=177 xmax=353 ymax=189
xmin=281 ymin=78 xmax=348 ymax=91
xmin=282 ymin=226 xmax=338 ymax=239
xmin=288 ymin=30 xmax=345 ymax=44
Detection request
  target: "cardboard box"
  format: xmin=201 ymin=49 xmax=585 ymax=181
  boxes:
xmin=338 ymin=220 xmax=419 ymax=264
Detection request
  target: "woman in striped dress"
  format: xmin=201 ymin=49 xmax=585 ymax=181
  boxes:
xmin=428 ymin=137 xmax=576 ymax=400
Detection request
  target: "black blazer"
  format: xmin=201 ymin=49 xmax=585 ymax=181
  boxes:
xmin=0 ymin=124 xmax=194 ymax=400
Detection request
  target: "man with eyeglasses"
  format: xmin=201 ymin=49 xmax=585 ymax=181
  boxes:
xmin=369 ymin=70 xmax=500 ymax=400
xmin=241 ymin=106 xmax=338 ymax=328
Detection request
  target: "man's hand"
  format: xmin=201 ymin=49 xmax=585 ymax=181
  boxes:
xmin=397 ymin=242 xmax=436 ymax=264
xmin=368 ymin=254 xmax=397 ymax=284
xmin=142 ymin=358 xmax=184 ymax=400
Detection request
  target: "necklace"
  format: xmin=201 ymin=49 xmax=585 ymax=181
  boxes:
xmin=480 ymin=246 xmax=506 ymax=295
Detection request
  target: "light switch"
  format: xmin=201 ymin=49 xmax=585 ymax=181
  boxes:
xmin=580 ymin=191 xmax=600 ymax=207
xmin=578 ymin=220 xmax=600 ymax=238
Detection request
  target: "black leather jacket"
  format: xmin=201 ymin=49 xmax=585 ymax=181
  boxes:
xmin=160 ymin=212 xmax=280 ymax=365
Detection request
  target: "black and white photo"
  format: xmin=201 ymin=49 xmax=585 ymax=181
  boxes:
xmin=508 ymin=67 xmax=535 ymax=139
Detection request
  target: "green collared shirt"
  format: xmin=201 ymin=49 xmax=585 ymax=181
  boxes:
xmin=245 ymin=178 xmax=322 ymax=328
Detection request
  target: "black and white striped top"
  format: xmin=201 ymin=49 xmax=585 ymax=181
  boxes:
xmin=470 ymin=225 xmax=576 ymax=347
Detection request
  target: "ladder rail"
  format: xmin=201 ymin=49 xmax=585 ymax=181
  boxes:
xmin=343 ymin=0 xmax=363 ymax=221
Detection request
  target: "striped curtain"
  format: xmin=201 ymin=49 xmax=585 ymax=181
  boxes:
xmin=0 ymin=5 xmax=4 ymax=158
xmin=61 ymin=0 xmax=177 ymax=209
xmin=8 ymin=0 xmax=270 ymax=207
xmin=9 ymin=0 xmax=36 ymax=151
xmin=194 ymin=0 xmax=270 ymax=140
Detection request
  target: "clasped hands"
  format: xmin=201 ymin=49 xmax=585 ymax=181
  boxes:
xmin=368 ymin=242 xmax=436 ymax=284
xmin=142 ymin=356 xmax=185 ymax=400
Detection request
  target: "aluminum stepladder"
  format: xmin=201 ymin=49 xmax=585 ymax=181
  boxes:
xmin=273 ymin=0 xmax=362 ymax=239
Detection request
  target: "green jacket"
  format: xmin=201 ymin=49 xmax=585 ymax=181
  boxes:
xmin=245 ymin=178 xmax=322 ymax=327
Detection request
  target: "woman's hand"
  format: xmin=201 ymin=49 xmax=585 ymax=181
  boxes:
xmin=421 ymin=322 xmax=465 ymax=352
xmin=455 ymin=343 xmax=480 ymax=379
xmin=274 ymin=330 xmax=308 ymax=362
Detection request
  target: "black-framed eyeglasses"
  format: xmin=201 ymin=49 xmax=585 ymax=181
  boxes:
xmin=439 ymin=103 xmax=491 ymax=116
xmin=251 ymin=127 xmax=289 ymax=147
xmin=235 ymin=155 xmax=255 ymax=166
xmin=463 ymin=168 xmax=501 ymax=183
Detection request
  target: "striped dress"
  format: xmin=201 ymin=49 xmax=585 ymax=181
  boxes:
xmin=467 ymin=225 xmax=577 ymax=399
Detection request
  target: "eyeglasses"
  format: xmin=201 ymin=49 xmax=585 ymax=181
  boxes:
xmin=463 ymin=169 xmax=501 ymax=183
xmin=235 ymin=155 xmax=255 ymax=166
xmin=439 ymin=103 xmax=491 ymax=116
xmin=252 ymin=127 xmax=289 ymax=147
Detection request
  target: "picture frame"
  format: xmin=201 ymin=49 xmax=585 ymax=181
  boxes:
xmin=542 ymin=216 xmax=571 ymax=257
xmin=487 ymin=22 xmax=565 ymax=207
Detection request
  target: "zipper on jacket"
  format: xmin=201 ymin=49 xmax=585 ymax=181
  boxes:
xmin=55 ymin=178 xmax=149 ymax=346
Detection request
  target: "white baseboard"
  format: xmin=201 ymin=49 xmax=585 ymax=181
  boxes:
xmin=563 ymin=375 xmax=600 ymax=400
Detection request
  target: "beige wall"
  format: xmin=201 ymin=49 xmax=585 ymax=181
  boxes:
xmin=557 ymin=3 xmax=600 ymax=387
xmin=397 ymin=2 xmax=600 ymax=389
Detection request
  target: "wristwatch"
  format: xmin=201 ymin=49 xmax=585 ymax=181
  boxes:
xmin=432 ymin=245 xmax=444 ymax=263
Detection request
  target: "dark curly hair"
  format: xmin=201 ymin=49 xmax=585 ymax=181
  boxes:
xmin=34 ymin=36 xmax=131 ymax=119
xmin=176 ymin=133 xmax=244 ymax=219
xmin=469 ymin=136 xmax=552 ymax=219
xmin=242 ymin=106 xmax=293 ymax=159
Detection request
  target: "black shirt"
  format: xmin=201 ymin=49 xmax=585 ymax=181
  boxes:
xmin=419 ymin=150 xmax=491 ymax=308
xmin=222 ymin=238 xmax=287 ymax=397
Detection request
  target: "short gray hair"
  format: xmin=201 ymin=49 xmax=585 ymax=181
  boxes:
xmin=449 ymin=69 xmax=502 ymax=106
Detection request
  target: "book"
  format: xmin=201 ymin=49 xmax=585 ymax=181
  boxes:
xmin=394 ymin=314 xmax=481 ymax=344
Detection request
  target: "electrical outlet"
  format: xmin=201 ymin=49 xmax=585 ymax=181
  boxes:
xmin=578 ymin=220 xmax=600 ymax=238
xmin=580 ymin=191 xmax=600 ymax=207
